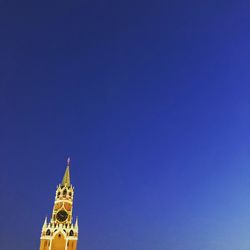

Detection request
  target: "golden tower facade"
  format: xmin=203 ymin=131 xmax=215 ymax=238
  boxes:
xmin=39 ymin=158 xmax=78 ymax=250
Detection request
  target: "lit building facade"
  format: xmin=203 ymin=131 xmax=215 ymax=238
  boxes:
xmin=39 ymin=158 xmax=78 ymax=250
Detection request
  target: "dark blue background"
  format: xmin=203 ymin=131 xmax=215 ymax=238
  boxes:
xmin=0 ymin=0 xmax=249 ymax=249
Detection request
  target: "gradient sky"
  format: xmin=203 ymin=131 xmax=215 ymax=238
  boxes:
xmin=0 ymin=1 xmax=249 ymax=250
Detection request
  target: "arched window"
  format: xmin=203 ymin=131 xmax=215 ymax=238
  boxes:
xmin=69 ymin=230 xmax=74 ymax=236
xmin=46 ymin=229 xmax=50 ymax=236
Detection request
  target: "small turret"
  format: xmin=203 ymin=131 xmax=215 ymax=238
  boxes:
xmin=75 ymin=217 xmax=78 ymax=230
xmin=42 ymin=217 xmax=47 ymax=229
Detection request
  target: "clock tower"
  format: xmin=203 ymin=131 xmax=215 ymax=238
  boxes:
xmin=39 ymin=158 xmax=78 ymax=250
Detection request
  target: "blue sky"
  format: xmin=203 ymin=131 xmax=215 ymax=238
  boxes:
xmin=0 ymin=0 xmax=249 ymax=249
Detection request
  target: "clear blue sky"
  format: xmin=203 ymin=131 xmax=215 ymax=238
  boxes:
xmin=0 ymin=1 xmax=249 ymax=250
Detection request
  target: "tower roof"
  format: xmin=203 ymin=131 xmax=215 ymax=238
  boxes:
xmin=61 ymin=157 xmax=71 ymax=187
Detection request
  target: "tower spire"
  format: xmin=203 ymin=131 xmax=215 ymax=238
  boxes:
xmin=61 ymin=157 xmax=71 ymax=187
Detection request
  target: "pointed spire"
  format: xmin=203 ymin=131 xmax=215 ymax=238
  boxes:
xmin=67 ymin=157 xmax=70 ymax=166
xmin=42 ymin=217 xmax=47 ymax=229
xmin=75 ymin=217 xmax=78 ymax=229
xmin=62 ymin=157 xmax=71 ymax=187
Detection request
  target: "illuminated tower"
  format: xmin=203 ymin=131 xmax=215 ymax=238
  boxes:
xmin=39 ymin=158 xmax=78 ymax=250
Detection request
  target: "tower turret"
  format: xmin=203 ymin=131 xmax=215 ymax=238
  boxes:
xmin=39 ymin=158 xmax=78 ymax=250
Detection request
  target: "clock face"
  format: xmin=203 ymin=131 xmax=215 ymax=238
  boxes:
xmin=56 ymin=210 xmax=68 ymax=222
